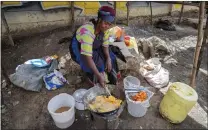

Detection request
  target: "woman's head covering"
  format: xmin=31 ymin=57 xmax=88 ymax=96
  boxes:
xmin=98 ymin=6 xmax=115 ymax=23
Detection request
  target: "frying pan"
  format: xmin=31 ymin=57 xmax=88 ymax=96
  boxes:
xmin=83 ymin=85 xmax=122 ymax=117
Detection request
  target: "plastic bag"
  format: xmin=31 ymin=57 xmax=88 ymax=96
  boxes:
xmin=125 ymin=87 xmax=154 ymax=107
xmin=43 ymin=70 xmax=68 ymax=90
xmin=9 ymin=59 xmax=58 ymax=92
xmin=140 ymin=58 xmax=169 ymax=88
xmin=24 ymin=55 xmax=58 ymax=67
xmin=124 ymin=36 xmax=139 ymax=54
xmin=123 ymin=76 xmax=141 ymax=90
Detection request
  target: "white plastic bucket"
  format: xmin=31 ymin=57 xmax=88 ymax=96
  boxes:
xmin=126 ymin=88 xmax=154 ymax=117
xmin=127 ymin=98 xmax=149 ymax=117
xmin=123 ymin=76 xmax=140 ymax=90
xmin=47 ymin=93 xmax=75 ymax=129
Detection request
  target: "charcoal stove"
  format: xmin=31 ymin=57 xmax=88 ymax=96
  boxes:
xmin=90 ymin=101 xmax=126 ymax=129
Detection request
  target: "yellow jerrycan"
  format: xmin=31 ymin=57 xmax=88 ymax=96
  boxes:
xmin=159 ymin=82 xmax=198 ymax=123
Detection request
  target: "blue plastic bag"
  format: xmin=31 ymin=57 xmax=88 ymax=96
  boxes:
xmin=25 ymin=59 xmax=49 ymax=67
xmin=24 ymin=56 xmax=56 ymax=68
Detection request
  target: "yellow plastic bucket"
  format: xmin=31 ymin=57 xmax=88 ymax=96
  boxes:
xmin=159 ymin=82 xmax=198 ymax=123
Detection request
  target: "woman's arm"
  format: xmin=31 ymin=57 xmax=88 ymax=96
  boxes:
xmin=81 ymin=55 xmax=100 ymax=77
xmin=81 ymin=55 xmax=105 ymax=87
xmin=103 ymin=46 xmax=112 ymax=72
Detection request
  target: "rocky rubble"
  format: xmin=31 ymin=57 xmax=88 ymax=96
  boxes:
xmin=138 ymin=36 xmax=171 ymax=59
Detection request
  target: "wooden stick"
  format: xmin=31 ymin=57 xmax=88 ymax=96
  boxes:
xmin=71 ymin=1 xmax=75 ymax=32
xmin=2 ymin=9 xmax=14 ymax=46
xmin=114 ymin=1 xmax=117 ymax=25
xmin=190 ymin=2 xmax=205 ymax=88
xmin=150 ymin=2 xmax=153 ymax=26
xmin=126 ymin=2 xmax=129 ymax=26
xmin=178 ymin=1 xmax=184 ymax=25
xmin=196 ymin=12 xmax=208 ymax=76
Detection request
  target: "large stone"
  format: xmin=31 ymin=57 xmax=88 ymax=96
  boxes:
xmin=147 ymin=36 xmax=170 ymax=54
xmin=117 ymin=55 xmax=144 ymax=74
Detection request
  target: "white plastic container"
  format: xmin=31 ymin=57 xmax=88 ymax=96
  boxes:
xmin=73 ymin=89 xmax=88 ymax=110
xmin=123 ymin=76 xmax=140 ymax=90
xmin=126 ymin=88 xmax=154 ymax=117
xmin=47 ymin=93 xmax=75 ymax=129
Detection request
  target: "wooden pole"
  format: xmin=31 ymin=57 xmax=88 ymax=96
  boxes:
xmin=127 ymin=2 xmax=130 ymax=26
xmin=190 ymin=2 xmax=205 ymax=88
xmin=71 ymin=1 xmax=75 ymax=32
xmin=196 ymin=11 xmax=208 ymax=76
xmin=114 ymin=2 xmax=117 ymax=25
xmin=178 ymin=1 xmax=184 ymax=25
xmin=168 ymin=4 xmax=173 ymax=16
xmin=150 ymin=2 xmax=153 ymax=26
xmin=2 ymin=10 xmax=14 ymax=46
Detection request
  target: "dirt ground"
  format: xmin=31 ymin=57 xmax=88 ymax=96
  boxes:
xmin=1 ymin=14 xmax=207 ymax=129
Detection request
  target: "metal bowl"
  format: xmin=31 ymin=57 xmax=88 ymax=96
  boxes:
xmin=83 ymin=86 xmax=106 ymax=105
xmin=73 ymin=89 xmax=88 ymax=110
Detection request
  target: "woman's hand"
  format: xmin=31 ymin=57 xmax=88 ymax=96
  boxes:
xmin=97 ymin=73 xmax=105 ymax=87
xmin=106 ymin=58 xmax=112 ymax=72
